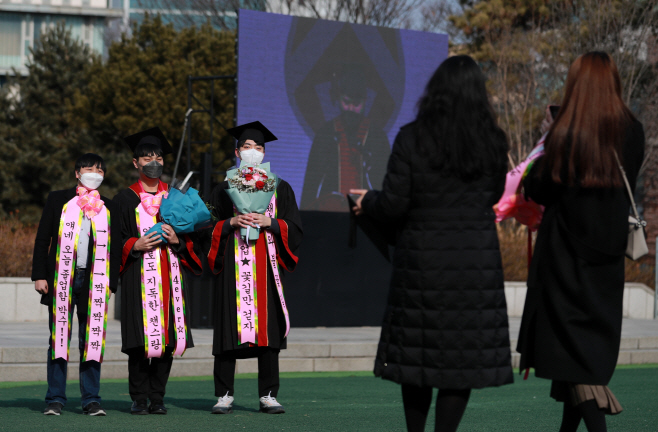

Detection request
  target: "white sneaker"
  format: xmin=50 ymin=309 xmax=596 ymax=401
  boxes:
xmin=259 ymin=392 xmax=285 ymax=414
xmin=212 ymin=393 xmax=234 ymax=414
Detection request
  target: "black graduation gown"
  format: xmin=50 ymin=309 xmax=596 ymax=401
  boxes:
xmin=204 ymin=179 xmax=302 ymax=357
xmin=32 ymin=187 xmax=121 ymax=307
xmin=112 ymin=183 xmax=203 ymax=354
xmin=361 ymin=122 xmax=513 ymax=389
xmin=517 ymin=121 xmax=645 ymax=385
xmin=300 ymin=116 xmax=390 ymax=211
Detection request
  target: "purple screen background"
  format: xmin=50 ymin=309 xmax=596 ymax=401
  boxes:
xmin=237 ymin=9 xmax=448 ymax=206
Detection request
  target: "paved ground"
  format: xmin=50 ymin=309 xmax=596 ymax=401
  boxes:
xmin=2 ymin=317 xmax=658 ymax=348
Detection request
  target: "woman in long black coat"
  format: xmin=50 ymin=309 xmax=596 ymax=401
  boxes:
xmin=517 ymin=52 xmax=645 ymax=432
xmin=352 ymin=55 xmax=513 ymax=432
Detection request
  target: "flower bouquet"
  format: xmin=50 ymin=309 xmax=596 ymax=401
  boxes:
xmin=226 ymin=161 xmax=279 ymax=241
xmin=494 ymin=136 xmax=545 ymax=231
xmin=145 ymin=183 xmax=213 ymax=243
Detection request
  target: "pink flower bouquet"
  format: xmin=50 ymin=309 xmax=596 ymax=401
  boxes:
xmin=494 ymin=136 xmax=546 ymax=231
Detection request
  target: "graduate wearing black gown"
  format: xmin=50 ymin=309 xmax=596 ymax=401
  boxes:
xmin=300 ymin=65 xmax=390 ymax=211
xmin=204 ymin=122 xmax=302 ymax=415
xmin=113 ymin=128 xmax=203 ymax=415
xmin=33 ymin=153 xmax=121 ymax=417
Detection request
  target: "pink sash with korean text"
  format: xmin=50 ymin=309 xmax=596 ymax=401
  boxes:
xmin=235 ymin=229 xmax=257 ymax=344
xmin=264 ymin=195 xmax=290 ymax=338
xmin=233 ymin=194 xmax=290 ymax=345
xmin=52 ymin=198 xmax=110 ymax=362
xmin=83 ymin=207 xmax=110 ymax=362
xmin=135 ymin=195 xmax=188 ymax=358
xmin=167 ymin=247 xmax=188 ymax=356
xmin=136 ymin=207 xmax=166 ymax=358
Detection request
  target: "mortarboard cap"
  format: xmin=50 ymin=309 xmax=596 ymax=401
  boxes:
xmin=227 ymin=121 xmax=277 ymax=145
xmin=335 ymin=63 xmax=367 ymax=100
xmin=124 ymin=127 xmax=174 ymax=155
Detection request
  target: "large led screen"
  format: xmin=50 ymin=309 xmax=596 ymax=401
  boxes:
xmin=237 ymin=9 xmax=448 ymax=211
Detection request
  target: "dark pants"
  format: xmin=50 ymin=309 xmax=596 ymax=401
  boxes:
xmin=46 ymin=269 xmax=102 ymax=408
xmin=127 ymin=347 xmax=174 ymax=403
xmin=214 ymin=348 xmax=280 ymax=398
xmin=401 ymin=385 xmax=471 ymax=432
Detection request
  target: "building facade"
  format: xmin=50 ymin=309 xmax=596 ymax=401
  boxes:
xmin=0 ymin=1 xmax=123 ymax=81
xmin=0 ymin=0 xmax=263 ymax=84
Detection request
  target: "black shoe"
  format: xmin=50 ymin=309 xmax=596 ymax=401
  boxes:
xmin=131 ymin=400 xmax=149 ymax=415
xmin=148 ymin=401 xmax=167 ymax=415
xmin=83 ymin=402 xmax=106 ymax=416
xmin=43 ymin=402 xmax=63 ymax=415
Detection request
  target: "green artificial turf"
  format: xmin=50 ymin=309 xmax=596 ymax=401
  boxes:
xmin=1 ymin=368 xmax=657 ymax=431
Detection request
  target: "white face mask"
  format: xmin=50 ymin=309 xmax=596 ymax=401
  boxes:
xmin=79 ymin=172 xmax=104 ymax=190
xmin=240 ymin=148 xmax=264 ymax=165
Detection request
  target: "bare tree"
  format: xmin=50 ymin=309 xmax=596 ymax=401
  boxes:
xmin=269 ymin=0 xmax=423 ymax=28
xmin=143 ymin=0 xmax=427 ymax=29
xmin=413 ymin=0 xmax=460 ymax=37
xmin=451 ymin=3 xmax=557 ymax=168
xmin=452 ymin=0 xmax=658 ymax=166
xmin=452 ymin=0 xmax=658 ymax=251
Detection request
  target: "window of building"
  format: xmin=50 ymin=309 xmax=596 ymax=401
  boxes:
xmin=82 ymin=18 xmax=93 ymax=47
xmin=0 ymin=15 xmax=22 ymax=57
xmin=23 ymin=15 xmax=34 ymax=58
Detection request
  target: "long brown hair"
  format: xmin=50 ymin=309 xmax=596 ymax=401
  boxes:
xmin=544 ymin=51 xmax=635 ymax=188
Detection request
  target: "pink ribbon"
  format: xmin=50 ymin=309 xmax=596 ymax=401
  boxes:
xmin=83 ymin=207 xmax=110 ymax=362
xmin=235 ymin=230 xmax=257 ymax=344
xmin=136 ymin=205 xmax=165 ymax=358
xmin=167 ymin=248 xmax=188 ymax=356
xmin=76 ymin=187 xmax=104 ymax=219
xmin=233 ymin=194 xmax=291 ymax=345
xmin=136 ymin=198 xmax=187 ymax=358
xmin=139 ymin=191 xmax=168 ymax=216
xmin=265 ymin=195 xmax=290 ymax=338
xmin=53 ymin=200 xmax=81 ymax=361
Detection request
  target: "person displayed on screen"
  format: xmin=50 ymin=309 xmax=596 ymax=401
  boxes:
xmin=350 ymin=55 xmax=513 ymax=432
xmin=202 ymin=121 xmax=303 ymax=415
xmin=300 ymin=63 xmax=390 ymax=211
xmin=33 ymin=153 xmax=121 ymax=416
xmin=112 ymin=128 xmax=203 ymax=415
xmin=516 ymin=52 xmax=645 ymax=432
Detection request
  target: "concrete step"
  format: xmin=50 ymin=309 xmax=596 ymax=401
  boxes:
xmin=2 ymin=339 xmax=658 ymax=381
xmin=0 ymin=342 xmax=380 ymax=381
xmin=0 ymin=342 xmax=378 ymax=364
xmin=0 ymin=356 xmax=376 ymax=382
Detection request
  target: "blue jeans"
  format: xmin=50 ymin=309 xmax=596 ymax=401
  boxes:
xmin=45 ymin=269 xmax=102 ymax=408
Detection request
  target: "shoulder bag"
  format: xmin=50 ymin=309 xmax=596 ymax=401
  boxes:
xmin=614 ymin=151 xmax=648 ymax=260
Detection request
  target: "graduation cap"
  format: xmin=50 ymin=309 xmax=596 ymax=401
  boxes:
xmin=124 ymin=127 xmax=174 ymax=155
xmin=347 ymin=195 xmax=393 ymax=262
xmin=334 ymin=63 xmax=367 ymax=101
xmin=226 ymin=121 xmax=277 ymax=145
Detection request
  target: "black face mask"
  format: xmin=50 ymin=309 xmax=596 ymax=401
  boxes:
xmin=340 ymin=110 xmax=363 ymax=132
xmin=141 ymin=160 xmax=163 ymax=179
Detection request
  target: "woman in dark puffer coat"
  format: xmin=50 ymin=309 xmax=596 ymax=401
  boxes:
xmin=351 ymin=55 xmax=513 ymax=432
